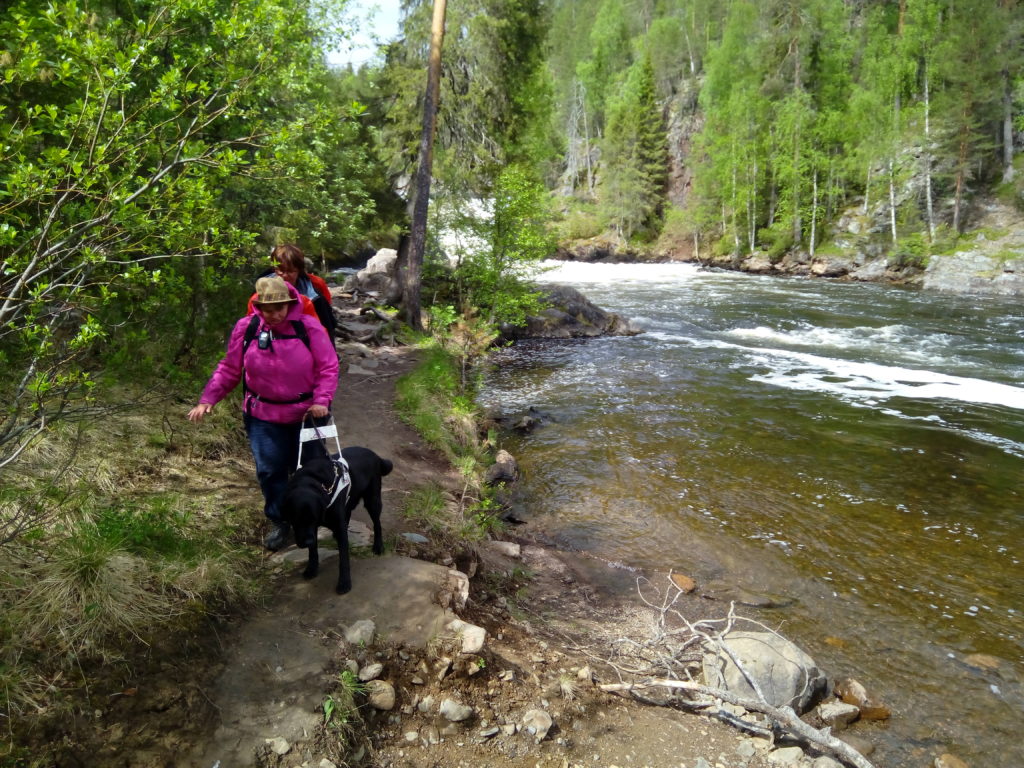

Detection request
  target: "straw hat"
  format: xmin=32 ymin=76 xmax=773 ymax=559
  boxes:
xmin=253 ymin=276 xmax=295 ymax=306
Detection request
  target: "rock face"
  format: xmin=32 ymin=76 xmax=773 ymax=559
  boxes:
xmin=924 ymin=250 xmax=1024 ymax=296
xmin=503 ymin=284 xmax=641 ymax=341
xmin=702 ymin=630 xmax=828 ymax=714
xmin=342 ymin=248 xmax=398 ymax=296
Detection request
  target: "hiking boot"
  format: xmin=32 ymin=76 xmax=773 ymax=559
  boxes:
xmin=264 ymin=522 xmax=291 ymax=552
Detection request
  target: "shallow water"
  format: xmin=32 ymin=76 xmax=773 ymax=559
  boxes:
xmin=479 ymin=262 xmax=1024 ymax=767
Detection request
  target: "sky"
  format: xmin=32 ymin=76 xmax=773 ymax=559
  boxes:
xmin=327 ymin=0 xmax=404 ymax=68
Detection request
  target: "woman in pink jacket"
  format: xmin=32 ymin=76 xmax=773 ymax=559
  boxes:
xmin=188 ymin=276 xmax=339 ymax=551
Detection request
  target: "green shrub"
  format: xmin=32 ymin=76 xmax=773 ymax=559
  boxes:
xmin=890 ymin=232 xmax=930 ymax=269
xmin=557 ymin=201 xmax=603 ymax=240
xmin=759 ymin=224 xmax=795 ymax=263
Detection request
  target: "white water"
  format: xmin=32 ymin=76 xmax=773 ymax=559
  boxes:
xmin=486 ymin=262 xmax=1024 ymax=766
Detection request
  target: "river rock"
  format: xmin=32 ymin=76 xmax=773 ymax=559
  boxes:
xmin=835 ymin=677 xmax=891 ymax=720
xmin=963 ymin=653 xmax=1001 ymax=671
xmin=935 ymin=754 xmax=969 ymax=768
xmin=365 ymin=679 xmax=395 ymax=711
xmin=816 ymin=700 xmax=860 ymax=729
xmin=837 ymin=733 xmax=875 ymax=757
xmin=811 ymin=257 xmax=855 ymax=277
xmin=439 ymin=697 xmax=474 ymax=722
xmin=484 ymin=450 xmax=519 ymax=485
xmin=700 ymin=580 xmax=793 ymax=608
xmin=501 ymin=284 xmax=641 ymax=340
xmin=669 ymin=572 xmax=697 ymax=593
xmin=521 ymin=708 xmax=553 ymax=743
xmin=702 ymin=630 xmax=827 ymax=714
xmin=343 ymin=248 xmax=397 ymax=295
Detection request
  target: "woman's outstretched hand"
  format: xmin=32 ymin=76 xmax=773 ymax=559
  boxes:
xmin=307 ymin=404 xmax=329 ymax=419
xmin=188 ymin=403 xmax=213 ymax=423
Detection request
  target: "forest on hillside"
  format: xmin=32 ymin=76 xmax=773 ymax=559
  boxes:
xmin=1 ymin=3 xmax=1023 ymax=758
xmin=3 ymin=0 xmax=1024 ymax=466
xmin=379 ymin=0 xmax=1024 ymax=257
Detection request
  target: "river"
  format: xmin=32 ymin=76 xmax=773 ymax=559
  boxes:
xmin=478 ymin=261 xmax=1024 ymax=767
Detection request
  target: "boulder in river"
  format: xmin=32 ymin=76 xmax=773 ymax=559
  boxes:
xmin=702 ymin=630 xmax=828 ymax=714
xmin=501 ymin=284 xmax=641 ymax=341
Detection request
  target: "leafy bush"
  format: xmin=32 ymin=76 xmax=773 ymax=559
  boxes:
xmin=890 ymin=233 xmax=930 ymax=269
xmin=557 ymin=201 xmax=604 ymax=240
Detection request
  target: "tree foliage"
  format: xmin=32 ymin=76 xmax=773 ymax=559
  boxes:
xmin=0 ymin=0 xmax=377 ymax=467
xmin=599 ymin=55 xmax=668 ymax=240
xmin=544 ymin=0 xmax=1024 ymax=250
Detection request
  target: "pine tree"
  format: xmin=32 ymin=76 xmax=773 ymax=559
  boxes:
xmin=598 ymin=54 xmax=668 ymax=240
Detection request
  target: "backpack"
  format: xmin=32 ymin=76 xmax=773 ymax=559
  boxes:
xmin=241 ymin=314 xmax=310 ymax=353
xmin=240 ymin=315 xmax=313 ymax=407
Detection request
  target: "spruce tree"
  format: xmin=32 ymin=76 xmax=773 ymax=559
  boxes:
xmin=598 ymin=54 xmax=668 ymax=240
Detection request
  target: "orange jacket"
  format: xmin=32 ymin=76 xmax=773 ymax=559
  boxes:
xmin=246 ymin=292 xmax=318 ymax=318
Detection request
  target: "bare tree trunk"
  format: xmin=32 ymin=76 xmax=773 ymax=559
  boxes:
xmin=582 ymin=83 xmax=594 ymax=195
xmin=748 ymin=159 xmax=757 ymax=253
xmin=731 ymin=162 xmax=740 ymax=251
xmin=863 ymin=161 xmax=871 ymax=216
xmin=404 ymin=0 xmax=447 ymax=332
xmin=923 ymin=66 xmax=936 ymax=241
xmin=683 ymin=29 xmax=696 ymax=75
xmin=1003 ymin=68 xmax=1015 ymax=183
xmin=810 ymin=167 xmax=818 ymax=258
xmin=953 ymin=115 xmax=971 ymax=232
xmin=888 ymin=159 xmax=897 ymax=244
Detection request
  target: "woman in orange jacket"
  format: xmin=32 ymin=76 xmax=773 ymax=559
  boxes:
xmin=247 ymin=244 xmax=337 ymax=338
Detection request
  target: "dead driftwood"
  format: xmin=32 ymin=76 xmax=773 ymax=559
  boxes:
xmin=599 ymin=678 xmax=875 ymax=768
xmin=593 ymin=574 xmax=877 ymax=768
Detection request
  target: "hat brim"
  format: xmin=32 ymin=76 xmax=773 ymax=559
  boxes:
xmin=254 ymin=298 xmax=297 ymax=307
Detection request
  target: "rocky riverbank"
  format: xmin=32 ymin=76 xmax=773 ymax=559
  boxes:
xmin=557 ymin=200 xmax=1024 ymax=298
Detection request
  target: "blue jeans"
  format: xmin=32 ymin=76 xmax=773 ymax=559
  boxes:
xmin=244 ymin=414 xmax=328 ymax=523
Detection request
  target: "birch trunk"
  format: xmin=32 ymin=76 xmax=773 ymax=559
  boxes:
xmin=923 ymin=67 xmax=936 ymax=241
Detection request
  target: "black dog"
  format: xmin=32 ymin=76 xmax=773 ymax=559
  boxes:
xmin=282 ymin=447 xmax=393 ymax=594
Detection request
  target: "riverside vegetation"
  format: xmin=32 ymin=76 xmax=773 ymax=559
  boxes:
xmin=3 ymin=2 xmax=1022 ymax=765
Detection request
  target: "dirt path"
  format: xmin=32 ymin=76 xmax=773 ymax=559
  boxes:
xmin=163 ymin=337 xmax=789 ymax=768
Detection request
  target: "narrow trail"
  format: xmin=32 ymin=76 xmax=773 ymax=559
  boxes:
xmin=184 ymin=344 xmax=466 ymax=767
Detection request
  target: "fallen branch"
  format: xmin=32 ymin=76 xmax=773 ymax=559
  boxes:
xmin=599 ymin=678 xmax=875 ymax=768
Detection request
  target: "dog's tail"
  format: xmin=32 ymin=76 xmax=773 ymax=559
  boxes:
xmin=380 ymin=457 xmax=394 ymax=477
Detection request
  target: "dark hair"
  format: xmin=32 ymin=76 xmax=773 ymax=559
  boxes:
xmin=270 ymin=244 xmax=307 ymax=275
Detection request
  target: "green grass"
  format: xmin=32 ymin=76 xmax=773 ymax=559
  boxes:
xmin=401 ymin=484 xmax=450 ymax=531
xmin=0 ymin=389 xmax=262 ymax=726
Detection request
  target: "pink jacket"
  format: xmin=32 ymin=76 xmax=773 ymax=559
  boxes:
xmin=200 ymin=281 xmax=338 ymax=424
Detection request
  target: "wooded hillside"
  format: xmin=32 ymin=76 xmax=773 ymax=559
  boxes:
xmin=541 ymin=0 xmax=1024 ymax=254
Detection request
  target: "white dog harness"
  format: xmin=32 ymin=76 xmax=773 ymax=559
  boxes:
xmin=297 ymin=416 xmax=350 ymax=506
xmin=322 ymin=455 xmax=351 ymax=508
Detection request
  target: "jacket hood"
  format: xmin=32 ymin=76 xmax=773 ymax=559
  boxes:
xmin=254 ymin=280 xmax=304 ymax=324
